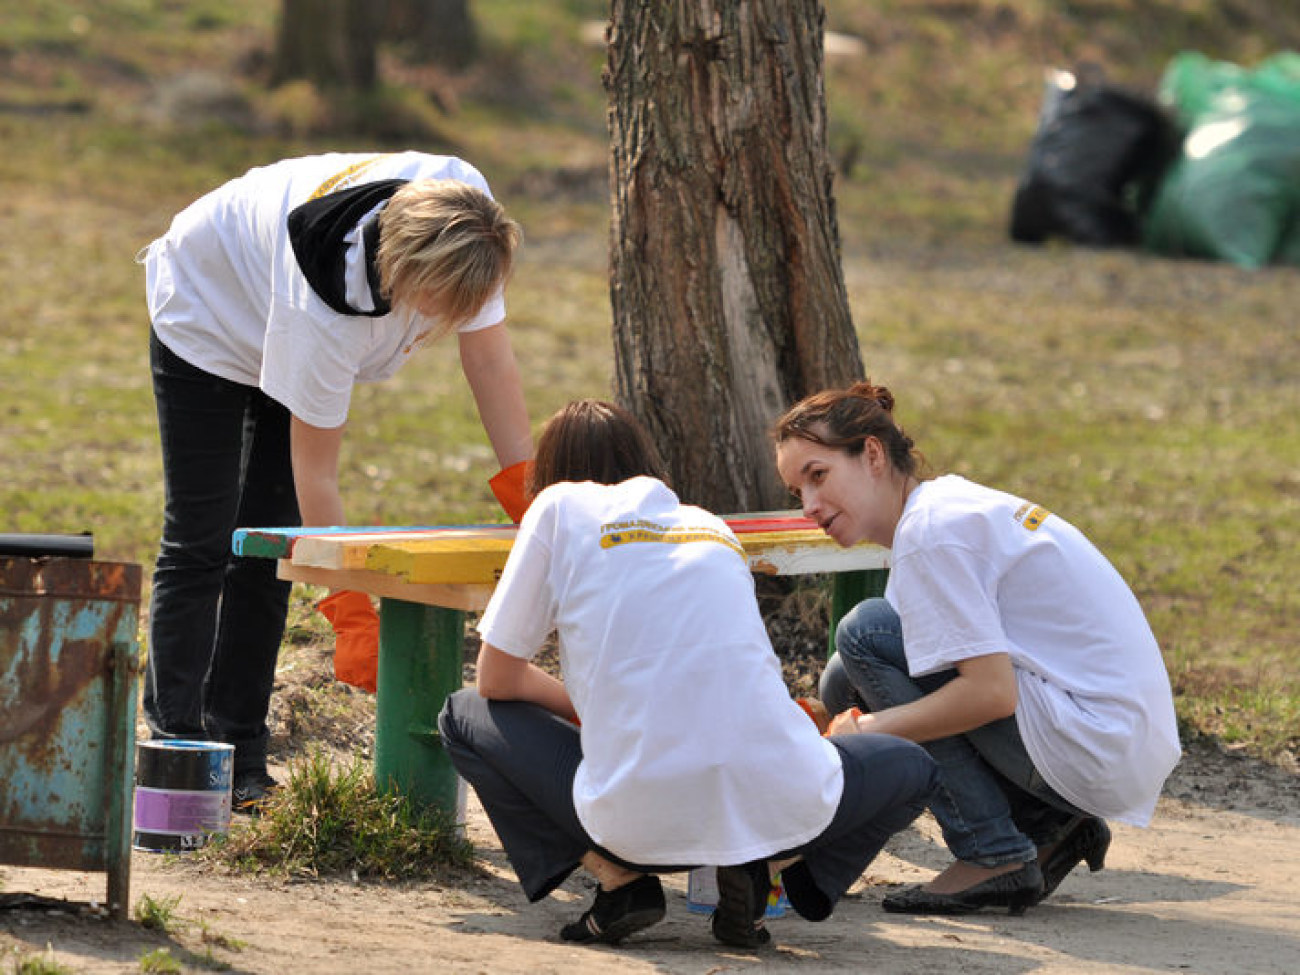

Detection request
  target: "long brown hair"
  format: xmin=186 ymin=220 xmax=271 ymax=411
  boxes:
xmin=528 ymin=400 xmax=670 ymax=497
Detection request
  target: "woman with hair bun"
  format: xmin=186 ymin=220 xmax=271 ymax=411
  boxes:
xmin=773 ymin=381 xmax=1180 ymax=916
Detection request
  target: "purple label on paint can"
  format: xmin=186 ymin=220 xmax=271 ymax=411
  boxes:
xmin=134 ymin=786 xmax=232 ymax=833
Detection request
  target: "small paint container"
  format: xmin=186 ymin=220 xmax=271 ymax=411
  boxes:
xmin=132 ymin=740 xmax=234 ymax=852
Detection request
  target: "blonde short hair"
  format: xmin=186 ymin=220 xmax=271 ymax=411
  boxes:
xmin=376 ymin=179 xmax=521 ymax=335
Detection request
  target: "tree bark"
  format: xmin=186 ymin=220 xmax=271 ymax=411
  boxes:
xmin=605 ymin=0 xmax=864 ymax=513
xmin=272 ymin=0 xmax=380 ymax=90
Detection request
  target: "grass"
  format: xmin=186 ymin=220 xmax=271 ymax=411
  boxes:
xmin=0 ymin=0 xmax=1296 ymax=770
xmin=126 ymin=895 xmax=244 ymax=971
xmin=132 ymin=893 xmax=182 ymax=933
xmin=139 ymin=945 xmax=231 ymax=974
xmin=206 ymin=750 xmax=472 ymax=879
xmin=136 ymin=949 xmax=182 ymax=974
xmin=8 ymin=948 xmax=74 ymax=975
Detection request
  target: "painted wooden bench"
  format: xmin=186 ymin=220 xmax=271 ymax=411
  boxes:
xmin=233 ymin=514 xmax=890 ymax=815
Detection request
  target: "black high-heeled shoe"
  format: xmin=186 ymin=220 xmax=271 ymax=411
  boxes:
xmin=1038 ymin=817 xmax=1111 ymax=902
xmin=559 ymin=874 xmax=666 ymax=944
xmin=882 ymin=860 xmax=1044 ymax=917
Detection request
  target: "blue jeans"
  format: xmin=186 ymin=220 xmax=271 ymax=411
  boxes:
xmin=144 ymin=330 xmax=300 ymax=774
xmin=822 ymin=598 xmax=1082 ymax=866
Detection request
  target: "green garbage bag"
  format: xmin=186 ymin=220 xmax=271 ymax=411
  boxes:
xmin=1159 ymin=51 xmax=1300 ymax=124
xmin=1142 ymin=52 xmax=1300 ymax=268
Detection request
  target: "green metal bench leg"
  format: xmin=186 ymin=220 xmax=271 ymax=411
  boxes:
xmin=827 ymin=568 xmax=889 ymax=658
xmin=373 ymin=598 xmax=464 ymax=814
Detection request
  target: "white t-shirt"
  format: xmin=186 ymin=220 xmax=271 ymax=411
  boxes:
xmin=478 ymin=476 xmax=844 ymax=866
xmin=887 ymin=475 xmax=1180 ymax=825
xmin=144 ymin=151 xmax=506 ymax=428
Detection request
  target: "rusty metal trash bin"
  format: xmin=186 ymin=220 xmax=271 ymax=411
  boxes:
xmin=0 ymin=556 xmax=142 ymax=919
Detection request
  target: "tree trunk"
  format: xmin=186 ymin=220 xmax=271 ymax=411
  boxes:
xmin=605 ymin=0 xmax=863 ymax=514
xmin=272 ymin=0 xmax=380 ymax=90
xmin=383 ymin=0 xmax=479 ymax=71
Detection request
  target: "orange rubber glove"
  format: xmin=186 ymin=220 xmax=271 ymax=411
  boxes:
xmin=795 ymin=697 xmax=832 ymax=735
xmin=489 ymin=460 xmax=533 ymax=523
xmin=317 ymin=590 xmax=379 ymax=693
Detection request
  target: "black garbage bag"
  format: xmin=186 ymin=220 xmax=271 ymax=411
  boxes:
xmin=1010 ymin=69 xmax=1180 ymax=247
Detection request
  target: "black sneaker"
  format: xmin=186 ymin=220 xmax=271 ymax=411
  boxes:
xmin=559 ymin=875 xmax=666 ymax=945
xmin=231 ymin=769 xmax=279 ymax=816
xmin=711 ymin=861 xmax=773 ymax=948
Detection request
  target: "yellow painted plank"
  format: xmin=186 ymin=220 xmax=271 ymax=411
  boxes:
xmin=283 ymin=522 xmax=887 ymax=589
xmin=745 ymin=542 xmax=890 ymax=576
xmin=737 ymin=529 xmax=837 ymax=549
xmin=366 ymin=533 xmax=517 ymax=585
xmin=290 ymin=527 xmax=517 ymax=572
xmin=366 ymin=528 xmax=884 ymax=584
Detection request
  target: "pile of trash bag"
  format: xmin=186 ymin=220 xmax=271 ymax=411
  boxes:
xmin=1010 ymin=52 xmax=1300 ymax=269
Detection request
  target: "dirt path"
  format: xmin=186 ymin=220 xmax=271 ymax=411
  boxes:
xmin=2 ymin=740 xmax=1297 ymax=975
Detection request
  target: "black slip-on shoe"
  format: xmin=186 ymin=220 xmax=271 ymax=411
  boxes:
xmin=559 ymin=875 xmax=666 ymax=945
xmin=882 ymin=859 xmax=1044 ymax=917
xmin=1038 ymin=817 xmax=1112 ymax=902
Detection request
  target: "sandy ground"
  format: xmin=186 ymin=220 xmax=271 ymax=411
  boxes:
xmin=2 ymin=738 xmax=1297 ymax=975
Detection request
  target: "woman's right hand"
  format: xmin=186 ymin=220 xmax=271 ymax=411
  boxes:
xmin=827 ymin=707 xmax=865 ymax=736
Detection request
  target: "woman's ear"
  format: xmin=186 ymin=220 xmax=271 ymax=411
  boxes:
xmin=863 ymin=435 xmax=887 ymax=474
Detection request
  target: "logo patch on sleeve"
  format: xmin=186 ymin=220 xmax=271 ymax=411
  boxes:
xmin=1013 ymin=502 xmax=1051 ymax=531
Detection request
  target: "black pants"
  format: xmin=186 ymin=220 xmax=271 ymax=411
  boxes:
xmin=144 ymin=330 xmax=300 ymax=774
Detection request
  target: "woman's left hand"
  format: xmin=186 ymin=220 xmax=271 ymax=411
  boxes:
xmin=458 ymin=323 xmax=533 ymax=466
xmin=490 ymin=460 xmax=532 ymax=522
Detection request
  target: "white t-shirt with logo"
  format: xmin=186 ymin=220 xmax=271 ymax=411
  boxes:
xmin=478 ymin=476 xmax=844 ymax=866
xmin=886 ymin=475 xmax=1180 ymax=825
xmin=144 ymin=151 xmax=505 ymax=428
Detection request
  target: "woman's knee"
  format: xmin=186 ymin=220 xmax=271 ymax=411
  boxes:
xmin=436 ymin=687 xmax=483 ymax=753
xmin=818 ymin=654 xmax=859 ymax=715
xmin=157 ymin=517 xmax=244 ymax=569
xmin=833 ymin=597 xmax=902 ymax=664
xmin=831 ymin=599 xmax=910 ymax=712
xmin=839 ymin=733 xmax=939 ymax=812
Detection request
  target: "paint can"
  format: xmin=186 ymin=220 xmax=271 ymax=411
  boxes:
xmin=132 ymin=740 xmax=234 ymax=852
xmin=686 ymin=866 xmax=788 ymax=918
